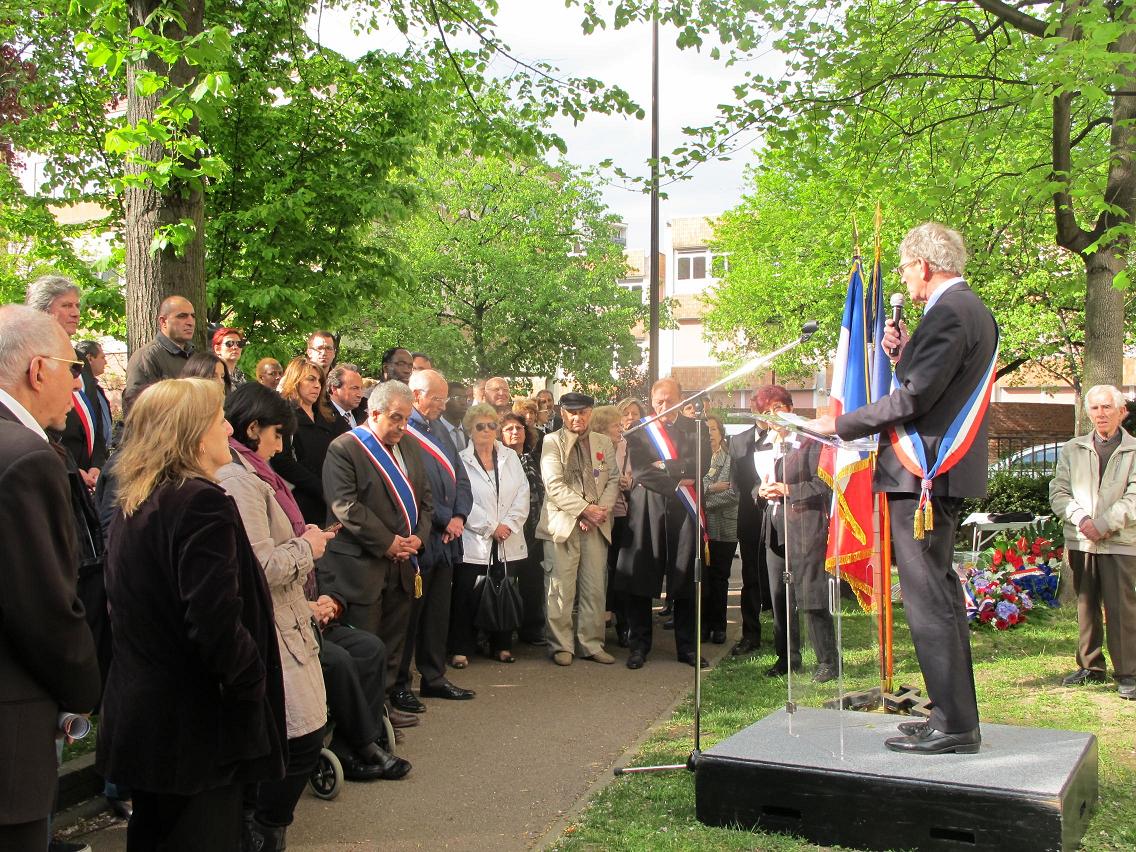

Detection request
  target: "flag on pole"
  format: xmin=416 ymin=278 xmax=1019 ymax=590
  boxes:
xmin=819 ymin=252 xmax=886 ymax=610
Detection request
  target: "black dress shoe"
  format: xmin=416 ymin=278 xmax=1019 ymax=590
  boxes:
xmin=885 ymin=726 xmax=981 ymax=755
xmin=897 ymin=719 xmax=929 ymax=736
xmin=389 ymin=688 xmax=426 ymax=713
xmin=627 ymin=651 xmax=646 ymax=669
xmin=730 ymin=637 xmax=759 ymax=656
xmin=764 ymin=660 xmax=803 ymax=677
xmin=662 ymin=619 xmax=674 ymax=630
xmin=677 ymin=652 xmax=709 ymax=668
xmin=709 ymin=630 xmax=727 ymax=645
xmin=357 ymin=742 xmax=412 ymax=779
xmin=339 ymin=751 xmax=387 ymax=781
xmin=1062 ymin=668 xmax=1107 ymax=686
xmin=420 ymin=680 xmax=475 ymax=700
xmin=107 ymin=797 xmax=133 ymax=821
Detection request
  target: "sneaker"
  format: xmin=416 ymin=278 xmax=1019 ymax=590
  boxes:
xmin=1062 ymin=668 xmax=1107 ymax=686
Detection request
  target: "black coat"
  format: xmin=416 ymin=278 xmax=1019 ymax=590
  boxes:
xmin=271 ymin=403 xmax=348 ymax=525
xmin=837 ymin=282 xmax=997 ymax=498
xmin=0 ymin=404 xmax=101 ymax=825
xmin=615 ymin=415 xmax=711 ymax=599
xmin=58 ymin=365 xmax=110 ymax=472
xmin=408 ymin=410 xmax=473 ymax=572
xmin=729 ymin=424 xmax=769 ymax=546
xmin=97 ymin=478 xmax=286 ymax=795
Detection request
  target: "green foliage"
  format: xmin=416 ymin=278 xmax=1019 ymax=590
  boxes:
xmin=961 ymin=471 xmax=1054 ymax=519
xmin=347 ymin=150 xmax=642 ymax=386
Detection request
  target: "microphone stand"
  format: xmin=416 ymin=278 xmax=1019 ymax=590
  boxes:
xmin=614 ymin=320 xmax=819 ymax=777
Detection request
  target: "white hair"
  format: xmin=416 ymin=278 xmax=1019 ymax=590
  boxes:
xmin=1083 ymin=384 xmax=1127 ymax=413
xmin=408 ymin=369 xmax=446 ymax=393
xmin=25 ymin=274 xmax=80 ymax=313
xmin=0 ymin=304 xmax=66 ymax=387
xmin=898 ymin=222 xmax=968 ymax=276
xmin=369 ymin=379 xmax=413 ymax=415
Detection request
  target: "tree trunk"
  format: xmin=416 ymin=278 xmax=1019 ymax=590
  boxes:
xmin=123 ymin=0 xmax=206 ymax=355
xmin=1082 ymin=249 xmax=1126 ymax=380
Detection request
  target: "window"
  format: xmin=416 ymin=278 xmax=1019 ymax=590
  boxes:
xmin=677 ymin=254 xmax=707 ymax=281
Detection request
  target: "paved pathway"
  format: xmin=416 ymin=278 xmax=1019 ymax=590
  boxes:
xmin=77 ymin=572 xmax=740 ymax=851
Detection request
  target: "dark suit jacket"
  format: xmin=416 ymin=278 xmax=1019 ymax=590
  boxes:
xmin=408 ymin=409 xmax=472 ymax=572
xmin=615 ymin=414 xmax=711 ymax=598
xmin=271 ymin=403 xmax=348 ymax=524
xmin=729 ymin=424 xmax=768 ymax=545
xmin=317 ymin=432 xmax=434 ymax=606
xmin=837 ymin=282 xmax=997 ymax=498
xmin=98 ymin=478 xmax=286 ymax=795
xmin=59 ymin=366 xmax=109 ymax=472
xmin=0 ymin=403 xmax=101 ymax=824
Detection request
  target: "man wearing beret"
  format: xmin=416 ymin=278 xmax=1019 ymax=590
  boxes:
xmin=537 ymin=392 xmax=620 ymax=665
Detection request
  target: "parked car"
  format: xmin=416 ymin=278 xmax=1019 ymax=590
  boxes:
xmin=989 ymin=442 xmax=1065 ymax=476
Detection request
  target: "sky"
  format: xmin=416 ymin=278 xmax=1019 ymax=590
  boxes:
xmin=304 ymin=1 xmax=777 ymax=253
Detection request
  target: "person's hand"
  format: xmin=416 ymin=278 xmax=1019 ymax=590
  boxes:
xmin=581 ymin=504 xmax=608 ymax=526
xmin=80 ymin=467 xmax=99 ymax=490
xmin=677 ymin=478 xmax=695 ymax=488
xmin=883 ymin=318 xmax=909 ymax=364
xmin=443 ymin=517 xmax=465 ymax=543
xmin=301 ymin=525 xmax=334 ymax=560
xmin=385 ymin=534 xmax=416 ymax=560
xmin=579 ymin=519 xmax=592 ymax=533
xmin=707 ymin=481 xmax=730 ymax=494
xmin=1079 ymin=517 xmax=1105 ymax=542
xmin=619 ymin=473 xmax=633 ymax=490
xmin=807 ymin=415 xmax=836 ymax=436
xmin=492 ymin=524 xmax=512 ymax=542
xmin=759 ymin=482 xmax=788 ymax=499
xmin=314 ymin=594 xmax=339 ymax=625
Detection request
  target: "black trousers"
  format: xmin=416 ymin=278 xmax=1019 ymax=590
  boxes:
xmin=766 ymin=545 xmax=802 ymax=669
xmin=702 ymin=539 xmax=737 ymax=632
xmin=253 ymin=728 xmax=323 ymax=828
xmin=320 ymin=623 xmax=386 ymax=751
xmin=605 ymin=517 xmax=629 ymax=633
xmin=128 ymin=783 xmax=242 ymax=851
xmin=626 ymin=594 xmax=695 ymax=658
xmin=519 ymin=538 xmax=547 ymax=641
xmin=397 ymin=558 xmax=452 ymax=689
xmin=449 ymin=562 xmax=512 ymax=655
xmin=738 ymin=534 xmax=771 ymax=642
xmin=0 ymin=818 xmax=47 ymax=852
xmin=890 ymin=495 xmax=978 ymax=734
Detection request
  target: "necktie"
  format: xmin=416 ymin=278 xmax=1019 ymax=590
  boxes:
xmin=343 ymin=410 xmax=355 ymax=428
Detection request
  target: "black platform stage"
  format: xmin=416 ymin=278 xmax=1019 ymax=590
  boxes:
xmin=695 ymin=707 xmax=1097 ymax=851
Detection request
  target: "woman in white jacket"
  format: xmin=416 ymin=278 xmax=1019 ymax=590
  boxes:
xmin=449 ymin=403 xmax=530 ymax=665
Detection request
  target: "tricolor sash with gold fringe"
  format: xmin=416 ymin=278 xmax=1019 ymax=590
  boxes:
xmin=405 ymin=419 xmax=456 ymax=483
xmin=889 ymin=331 xmax=999 ymax=539
xmin=349 ymin=425 xmax=422 ymax=597
xmin=640 ymin=417 xmax=708 ymax=543
xmin=72 ymin=390 xmax=94 ymax=459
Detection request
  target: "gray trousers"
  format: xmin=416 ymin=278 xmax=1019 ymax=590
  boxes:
xmin=1069 ymin=550 xmax=1136 ymax=678
xmin=545 ymin=529 xmax=609 ymax=657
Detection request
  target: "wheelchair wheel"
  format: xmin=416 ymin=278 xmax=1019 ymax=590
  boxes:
xmin=309 ymin=747 xmax=343 ymax=800
xmin=381 ymin=714 xmax=397 ymax=757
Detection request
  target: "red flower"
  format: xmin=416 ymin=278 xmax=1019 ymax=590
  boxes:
xmin=995 ymin=618 xmax=1009 ymax=630
xmin=1017 ymin=536 xmax=1029 ymax=551
xmin=596 ymin=452 xmax=605 ymax=461
xmin=1032 ymin=540 xmax=1043 ymax=556
xmin=992 ymin=549 xmax=1003 ymax=566
xmin=1026 ymin=555 xmax=1036 ymax=565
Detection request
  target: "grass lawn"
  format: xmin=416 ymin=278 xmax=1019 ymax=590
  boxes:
xmin=551 ymin=604 xmax=1135 ymax=851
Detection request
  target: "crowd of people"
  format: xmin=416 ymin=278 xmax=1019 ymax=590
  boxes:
xmin=5 ymin=220 xmax=1134 ymax=850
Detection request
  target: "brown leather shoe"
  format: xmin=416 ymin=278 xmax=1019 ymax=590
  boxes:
xmin=386 ymin=706 xmax=420 ymax=728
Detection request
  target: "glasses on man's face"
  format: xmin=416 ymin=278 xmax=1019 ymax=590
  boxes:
xmin=222 ymin=339 xmax=247 ymax=349
xmin=43 ymin=355 xmax=84 ymax=379
xmin=474 ymin=422 xmax=499 ymax=432
xmin=893 ymin=258 xmax=920 ymax=278
xmin=309 ymin=345 xmax=335 ymax=354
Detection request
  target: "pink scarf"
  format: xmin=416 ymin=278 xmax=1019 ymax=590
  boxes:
xmin=229 ymin=437 xmax=307 ymax=537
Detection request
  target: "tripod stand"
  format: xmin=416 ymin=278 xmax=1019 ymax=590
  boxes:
xmin=614 ymin=320 xmax=818 ymax=777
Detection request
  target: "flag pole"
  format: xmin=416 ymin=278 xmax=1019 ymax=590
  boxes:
xmin=871 ymin=202 xmax=895 ymax=694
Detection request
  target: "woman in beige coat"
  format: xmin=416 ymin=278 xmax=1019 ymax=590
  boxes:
xmin=219 ymin=383 xmax=333 ymax=850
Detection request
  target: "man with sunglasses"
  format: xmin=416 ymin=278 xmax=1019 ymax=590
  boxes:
xmin=809 ymin=222 xmax=998 ymax=755
xmin=122 ymin=295 xmax=196 ymax=414
xmin=211 ymin=327 xmax=248 ymax=387
xmin=0 ymin=305 xmax=101 ymax=850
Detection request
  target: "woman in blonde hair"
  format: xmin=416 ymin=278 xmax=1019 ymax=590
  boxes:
xmin=271 ymin=356 xmax=341 ymax=524
xmin=97 ymin=378 xmax=286 ymax=850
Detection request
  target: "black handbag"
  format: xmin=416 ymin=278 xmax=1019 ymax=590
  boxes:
xmin=473 ymin=546 xmax=524 ymax=633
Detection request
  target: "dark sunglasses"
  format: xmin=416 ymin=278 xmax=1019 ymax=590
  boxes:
xmin=474 ymin=422 xmax=499 ymax=432
xmin=44 ymin=355 xmax=84 ymax=378
xmin=222 ymin=339 xmax=247 ymax=349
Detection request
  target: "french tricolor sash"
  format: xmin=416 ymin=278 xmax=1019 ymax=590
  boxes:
xmin=348 ymin=426 xmax=421 ymax=594
xmin=889 ymin=329 xmax=999 ymax=539
xmin=405 ymin=420 xmax=456 ymax=483
xmin=1009 ymin=565 xmax=1044 ymax=584
xmin=960 ymin=577 xmax=978 ymax=620
xmin=72 ymin=390 xmax=94 ymax=459
xmin=640 ymin=417 xmax=708 ymax=541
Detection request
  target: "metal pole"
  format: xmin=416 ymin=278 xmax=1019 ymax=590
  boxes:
xmin=647 ymin=8 xmax=660 ymax=391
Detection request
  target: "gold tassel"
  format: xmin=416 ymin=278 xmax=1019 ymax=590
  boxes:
xmin=913 ymin=505 xmax=925 ymax=540
xmin=923 ymin=501 xmax=934 ymax=534
xmin=414 ymin=568 xmax=423 ymax=599
xmin=704 ymin=541 xmax=710 ymax=565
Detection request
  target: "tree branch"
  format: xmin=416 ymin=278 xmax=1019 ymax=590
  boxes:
xmin=961 ymin=0 xmax=1048 ymax=37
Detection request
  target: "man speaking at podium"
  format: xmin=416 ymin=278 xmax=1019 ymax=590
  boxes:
xmin=810 ymin=222 xmax=998 ymax=755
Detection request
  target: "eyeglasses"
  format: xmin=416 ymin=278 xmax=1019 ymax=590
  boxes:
xmin=43 ymin=355 xmax=84 ymax=379
xmin=309 ymin=344 xmax=335 ymax=353
xmin=893 ymin=258 xmax=921 ymax=277
xmin=222 ymin=339 xmax=247 ymax=349
xmin=474 ymin=422 xmax=499 ymax=432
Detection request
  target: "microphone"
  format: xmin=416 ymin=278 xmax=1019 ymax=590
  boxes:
xmin=888 ymin=293 xmax=904 ymax=357
xmin=800 ymin=320 xmax=819 ymax=341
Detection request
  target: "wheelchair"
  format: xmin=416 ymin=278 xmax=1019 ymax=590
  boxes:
xmin=307 ymin=710 xmax=397 ymax=800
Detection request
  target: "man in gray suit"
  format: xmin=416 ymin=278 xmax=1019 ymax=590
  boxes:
xmin=318 ymin=381 xmax=433 ymax=700
xmin=0 ymin=306 xmax=101 ymax=849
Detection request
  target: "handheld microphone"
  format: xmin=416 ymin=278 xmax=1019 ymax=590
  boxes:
xmin=888 ymin=293 xmax=905 ymax=357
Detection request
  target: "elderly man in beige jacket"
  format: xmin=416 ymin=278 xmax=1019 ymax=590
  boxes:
xmin=537 ymin=392 xmax=620 ymax=666
xmin=1050 ymin=384 xmax=1136 ymax=701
